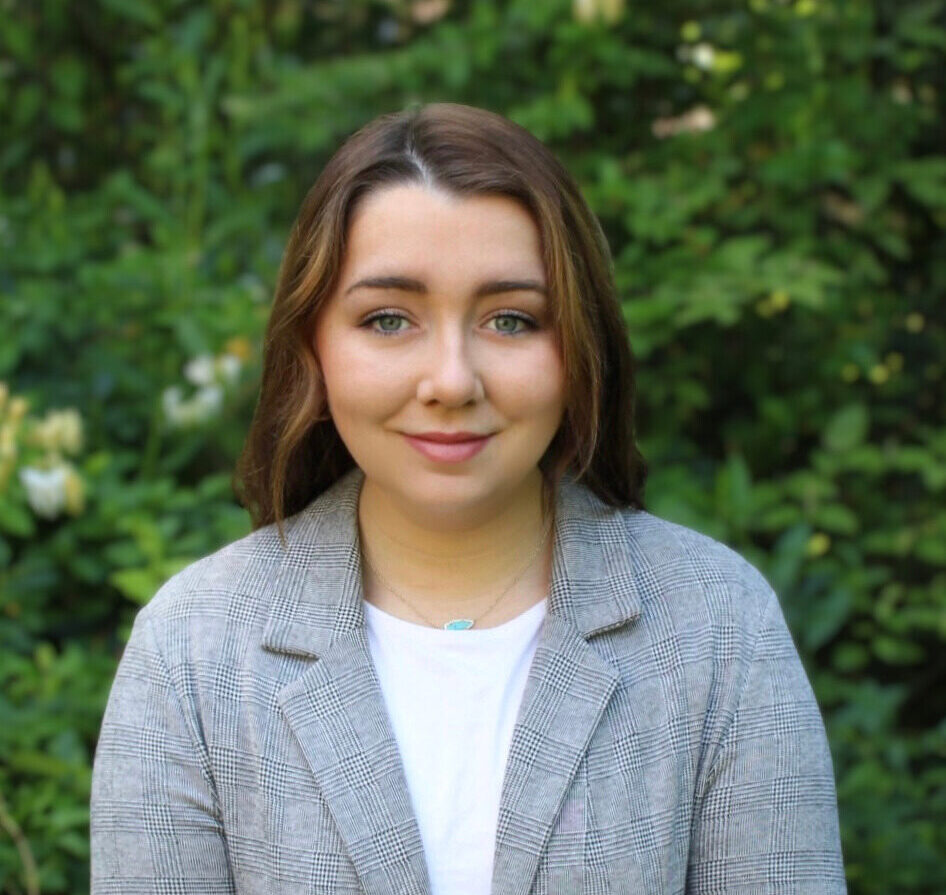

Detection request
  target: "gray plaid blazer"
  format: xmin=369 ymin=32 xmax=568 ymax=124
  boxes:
xmin=91 ymin=464 xmax=847 ymax=894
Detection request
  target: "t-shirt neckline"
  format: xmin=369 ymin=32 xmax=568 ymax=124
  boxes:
xmin=362 ymin=596 xmax=548 ymax=641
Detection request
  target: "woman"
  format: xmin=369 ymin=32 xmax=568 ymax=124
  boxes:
xmin=90 ymin=102 xmax=847 ymax=893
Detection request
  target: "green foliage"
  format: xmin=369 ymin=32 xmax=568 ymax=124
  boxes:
xmin=1 ymin=0 xmax=943 ymax=891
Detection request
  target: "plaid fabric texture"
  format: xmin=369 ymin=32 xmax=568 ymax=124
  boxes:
xmin=91 ymin=464 xmax=847 ymax=894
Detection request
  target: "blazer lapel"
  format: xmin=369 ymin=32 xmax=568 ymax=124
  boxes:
xmin=277 ymin=627 xmax=431 ymax=895
xmin=490 ymin=467 xmax=642 ymax=895
xmin=262 ymin=464 xmax=643 ymax=895
xmin=490 ymin=615 xmax=620 ymax=895
xmin=262 ymin=468 xmax=431 ymax=895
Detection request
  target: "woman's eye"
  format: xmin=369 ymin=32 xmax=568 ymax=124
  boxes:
xmin=489 ymin=314 xmax=535 ymax=335
xmin=364 ymin=313 xmax=410 ymax=335
xmin=361 ymin=311 xmax=536 ymax=337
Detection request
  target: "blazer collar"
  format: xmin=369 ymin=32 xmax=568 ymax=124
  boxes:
xmin=261 ymin=464 xmax=641 ymax=657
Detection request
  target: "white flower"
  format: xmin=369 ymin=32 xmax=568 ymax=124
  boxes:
xmin=691 ymin=42 xmax=716 ymax=70
xmin=681 ymin=105 xmax=716 ymax=132
xmin=162 ymin=386 xmax=184 ymax=418
xmin=184 ymin=355 xmax=217 ymax=387
xmin=411 ymin=0 xmax=450 ymax=24
xmin=215 ymin=354 xmax=242 ymax=385
xmin=161 ymin=385 xmax=223 ymax=428
xmin=652 ymin=104 xmax=716 ymax=138
xmin=891 ymin=80 xmax=913 ymax=105
xmin=193 ymin=385 xmax=224 ymax=417
xmin=19 ymin=465 xmax=69 ymax=519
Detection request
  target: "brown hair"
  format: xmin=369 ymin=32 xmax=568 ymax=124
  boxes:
xmin=233 ymin=102 xmax=648 ymax=544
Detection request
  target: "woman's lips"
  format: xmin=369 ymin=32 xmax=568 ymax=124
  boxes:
xmin=403 ymin=434 xmax=494 ymax=462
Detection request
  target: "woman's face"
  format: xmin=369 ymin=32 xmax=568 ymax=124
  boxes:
xmin=312 ymin=183 xmax=566 ymax=524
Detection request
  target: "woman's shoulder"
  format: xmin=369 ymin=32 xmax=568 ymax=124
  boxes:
xmin=612 ymin=504 xmax=781 ymax=636
xmin=131 ymin=516 xmax=291 ymax=662
xmin=620 ymin=506 xmax=774 ymax=590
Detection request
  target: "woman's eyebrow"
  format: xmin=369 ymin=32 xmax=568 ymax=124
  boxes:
xmin=344 ymin=275 xmax=548 ymax=298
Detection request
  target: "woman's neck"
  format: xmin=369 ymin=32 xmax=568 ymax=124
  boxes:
xmin=356 ymin=468 xmax=554 ymax=628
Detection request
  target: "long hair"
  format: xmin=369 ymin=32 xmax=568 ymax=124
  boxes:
xmin=233 ymin=102 xmax=648 ymax=545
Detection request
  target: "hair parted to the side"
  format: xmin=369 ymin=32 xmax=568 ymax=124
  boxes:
xmin=232 ymin=101 xmax=648 ymax=546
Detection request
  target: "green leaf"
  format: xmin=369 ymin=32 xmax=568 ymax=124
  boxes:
xmin=811 ymin=503 xmax=860 ymax=535
xmin=914 ymin=537 xmax=946 ymax=566
xmin=767 ymin=524 xmax=812 ymax=595
xmin=159 ymin=556 xmax=198 ymax=579
xmin=803 ymin=587 xmax=853 ymax=651
xmin=109 ymin=568 xmax=160 ymax=605
xmin=872 ymin=635 xmax=926 ymax=665
xmin=894 ymin=157 xmax=946 ymax=210
xmin=833 ymin=642 xmax=869 ymax=672
xmin=715 ymin=452 xmax=753 ymax=532
xmin=756 ymin=503 xmax=802 ymax=531
xmin=0 ymin=496 xmax=36 ymax=538
xmin=822 ymin=403 xmax=869 ymax=453
xmin=98 ymin=0 xmax=161 ymax=27
xmin=7 ymin=749 xmax=78 ymax=777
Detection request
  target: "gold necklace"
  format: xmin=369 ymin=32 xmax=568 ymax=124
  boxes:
xmin=360 ymin=509 xmax=555 ymax=630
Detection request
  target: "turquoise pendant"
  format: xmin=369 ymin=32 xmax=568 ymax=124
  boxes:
xmin=443 ymin=618 xmax=474 ymax=630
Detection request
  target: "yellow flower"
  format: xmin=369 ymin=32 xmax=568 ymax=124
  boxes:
xmin=64 ymin=466 xmax=85 ymax=515
xmin=224 ymin=336 xmax=254 ymax=361
xmin=0 ymin=422 xmax=16 ymax=459
xmin=841 ymin=363 xmax=860 ymax=382
xmin=0 ymin=456 xmax=14 ymax=492
xmin=806 ymin=532 xmax=831 ymax=557
xmin=31 ymin=408 xmax=83 ymax=455
xmin=769 ymin=289 xmax=791 ymax=311
xmin=573 ymin=0 xmax=624 ymax=24
xmin=713 ymin=50 xmax=743 ymax=75
xmin=7 ymin=396 xmax=28 ymax=423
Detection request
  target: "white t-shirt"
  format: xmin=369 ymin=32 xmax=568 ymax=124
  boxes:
xmin=363 ymin=597 xmax=548 ymax=895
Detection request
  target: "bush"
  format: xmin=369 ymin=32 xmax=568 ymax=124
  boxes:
xmin=1 ymin=1 xmax=943 ymax=891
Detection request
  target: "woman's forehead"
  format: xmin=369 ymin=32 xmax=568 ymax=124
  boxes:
xmin=345 ymin=184 xmax=543 ymax=262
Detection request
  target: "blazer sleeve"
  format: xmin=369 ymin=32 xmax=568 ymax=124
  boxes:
xmin=90 ymin=607 xmax=237 ymax=893
xmin=687 ymin=585 xmax=848 ymax=894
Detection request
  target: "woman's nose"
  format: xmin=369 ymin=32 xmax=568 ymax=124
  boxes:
xmin=415 ymin=328 xmax=484 ymax=406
